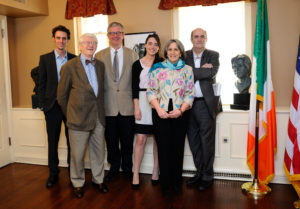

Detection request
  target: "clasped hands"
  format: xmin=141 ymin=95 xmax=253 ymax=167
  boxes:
xmin=157 ymin=108 xmax=182 ymax=119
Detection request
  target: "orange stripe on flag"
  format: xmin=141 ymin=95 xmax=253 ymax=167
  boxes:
xmin=247 ymin=91 xmax=276 ymax=184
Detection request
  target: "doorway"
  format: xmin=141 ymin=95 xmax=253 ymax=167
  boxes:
xmin=0 ymin=15 xmax=12 ymax=167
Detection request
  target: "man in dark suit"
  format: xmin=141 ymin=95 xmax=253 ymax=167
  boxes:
xmin=57 ymin=33 xmax=108 ymax=198
xmin=185 ymin=28 xmax=222 ymax=191
xmin=38 ymin=25 xmax=76 ymax=188
xmin=95 ymin=22 xmax=138 ymax=182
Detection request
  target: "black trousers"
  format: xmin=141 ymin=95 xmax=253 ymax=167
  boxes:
xmin=187 ymin=99 xmax=216 ymax=182
xmin=44 ymin=101 xmax=70 ymax=175
xmin=152 ymin=109 xmax=189 ymax=191
xmin=105 ymin=114 xmax=135 ymax=173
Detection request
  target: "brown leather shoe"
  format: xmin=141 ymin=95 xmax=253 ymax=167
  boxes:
xmin=73 ymin=187 xmax=84 ymax=198
xmin=93 ymin=182 xmax=109 ymax=193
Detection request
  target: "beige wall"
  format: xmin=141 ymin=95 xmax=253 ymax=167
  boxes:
xmin=8 ymin=0 xmax=74 ymax=107
xmin=8 ymin=0 xmax=300 ymax=107
xmin=268 ymin=0 xmax=300 ymax=107
xmin=108 ymin=0 xmax=172 ymax=48
xmin=0 ymin=0 xmax=48 ymax=17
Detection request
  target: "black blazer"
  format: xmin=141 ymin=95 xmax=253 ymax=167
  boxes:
xmin=185 ymin=49 xmax=222 ymax=118
xmin=38 ymin=50 xmax=76 ymax=112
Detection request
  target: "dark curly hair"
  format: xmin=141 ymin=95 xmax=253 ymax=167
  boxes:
xmin=52 ymin=25 xmax=71 ymax=40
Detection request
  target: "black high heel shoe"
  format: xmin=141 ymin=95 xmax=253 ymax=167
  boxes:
xmin=151 ymin=179 xmax=159 ymax=185
xmin=132 ymin=183 xmax=140 ymax=190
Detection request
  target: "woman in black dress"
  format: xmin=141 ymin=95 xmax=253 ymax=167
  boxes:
xmin=131 ymin=34 xmax=163 ymax=189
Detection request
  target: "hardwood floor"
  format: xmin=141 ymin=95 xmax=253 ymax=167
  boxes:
xmin=0 ymin=163 xmax=298 ymax=209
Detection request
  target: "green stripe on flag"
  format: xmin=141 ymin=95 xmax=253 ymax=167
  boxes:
xmin=254 ymin=0 xmax=269 ymax=101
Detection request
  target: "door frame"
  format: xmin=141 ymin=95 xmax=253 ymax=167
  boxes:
xmin=0 ymin=15 xmax=13 ymax=167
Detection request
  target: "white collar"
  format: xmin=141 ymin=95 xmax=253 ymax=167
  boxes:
xmin=110 ymin=45 xmax=123 ymax=53
xmin=54 ymin=49 xmax=67 ymax=59
xmin=192 ymin=50 xmax=203 ymax=60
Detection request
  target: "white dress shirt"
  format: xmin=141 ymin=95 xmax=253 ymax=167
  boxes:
xmin=80 ymin=54 xmax=98 ymax=97
xmin=193 ymin=50 xmax=204 ymax=98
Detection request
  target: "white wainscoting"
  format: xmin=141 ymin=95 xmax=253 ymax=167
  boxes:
xmin=11 ymin=107 xmax=290 ymax=184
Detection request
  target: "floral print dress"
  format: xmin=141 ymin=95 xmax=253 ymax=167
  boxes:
xmin=147 ymin=60 xmax=195 ymax=111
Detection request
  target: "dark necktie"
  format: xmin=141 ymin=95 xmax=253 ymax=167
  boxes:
xmin=113 ymin=51 xmax=119 ymax=82
xmin=85 ymin=59 xmax=96 ymax=66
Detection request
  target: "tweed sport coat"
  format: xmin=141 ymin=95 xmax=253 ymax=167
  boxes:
xmin=57 ymin=56 xmax=105 ymax=131
xmin=95 ymin=47 xmax=138 ymax=116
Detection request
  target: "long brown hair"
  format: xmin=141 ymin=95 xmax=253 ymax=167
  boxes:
xmin=144 ymin=33 xmax=163 ymax=64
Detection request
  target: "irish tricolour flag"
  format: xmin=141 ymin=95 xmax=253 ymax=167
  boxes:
xmin=247 ymin=0 xmax=277 ymax=184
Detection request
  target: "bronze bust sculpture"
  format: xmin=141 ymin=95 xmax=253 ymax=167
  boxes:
xmin=230 ymin=54 xmax=251 ymax=110
xmin=231 ymin=54 xmax=251 ymax=94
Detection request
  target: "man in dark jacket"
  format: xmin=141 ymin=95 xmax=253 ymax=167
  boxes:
xmin=38 ymin=25 xmax=76 ymax=188
xmin=186 ymin=28 xmax=222 ymax=191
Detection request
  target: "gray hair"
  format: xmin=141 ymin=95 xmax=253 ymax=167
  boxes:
xmin=163 ymin=39 xmax=186 ymax=60
xmin=79 ymin=33 xmax=98 ymax=44
xmin=107 ymin=22 xmax=124 ymax=33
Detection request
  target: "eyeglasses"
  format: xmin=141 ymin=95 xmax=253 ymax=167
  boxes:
xmin=81 ymin=41 xmax=97 ymax=46
xmin=108 ymin=31 xmax=123 ymax=36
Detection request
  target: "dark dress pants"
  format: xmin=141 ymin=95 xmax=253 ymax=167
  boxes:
xmin=187 ymin=99 xmax=216 ymax=182
xmin=44 ymin=101 xmax=70 ymax=175
xmin=152 ymin=109 xmax=189 ymax=192
xmin=105 ymin=114 xmax=135 ymax=173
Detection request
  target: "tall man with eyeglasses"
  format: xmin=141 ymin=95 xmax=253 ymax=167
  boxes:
xmin=38 ymin=25 xmax=76 ymax=188
xmin=95 ymin=22 xmax=138 ymax=182
xmin=58 ymin=33 xmax=108 ymax=198
xmin=185 ymin=28 xmax=222 ymax=191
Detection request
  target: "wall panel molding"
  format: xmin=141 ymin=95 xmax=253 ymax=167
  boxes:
xmin=11 ymin=107 xmax=290 ymax=184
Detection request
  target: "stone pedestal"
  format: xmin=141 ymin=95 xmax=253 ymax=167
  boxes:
xmin=230 ymin=93 xmax=250 ymax=110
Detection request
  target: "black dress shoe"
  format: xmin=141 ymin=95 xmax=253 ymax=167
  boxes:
xmin=92 ymin=182 xmax=109 ymax=193
xmin=186 ymin=173 xmax=202 ymax=186
xmin=162 ymin=189 xmax=171 ymax=197
xmin=151 ymin=179 xmax=159 ymax=185
xmin=73 ymin=187 xmax=84 ymax=198
xmin=198 ymin=180 xmax=213 ymax=191
xmin=99 ymin=183 xmax=109 ymax=193
xmin=104 ymin=171 xmax=119 ymax=182
xmin=173 ymin=185 xmax=182 ymax=195
xmin=132 ymin=183 xmax=140 ymax=190
xmin=46 ymin=174 xmax=58 ymax=188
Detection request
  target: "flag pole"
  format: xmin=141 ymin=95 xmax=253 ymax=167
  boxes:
xmin=285 ymin=36 xmax=300 ymax=209
xmin=293 ymin=36 xmax=300 ymax=209
xmin=242 ymin=100 xmax=271 ymax=199
xmin=291 ymin=35 xmax=300 ymax=209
